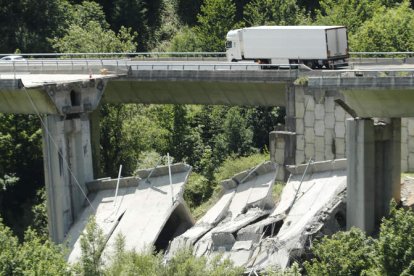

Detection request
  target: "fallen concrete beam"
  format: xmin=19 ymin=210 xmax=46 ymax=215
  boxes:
xmin=243 ymin=159 xmax=347 ymax=270
xmin=168 ymin=162 xmax=278 ymax=262
xmin=66 ymin=163 xmax=194 ymax=263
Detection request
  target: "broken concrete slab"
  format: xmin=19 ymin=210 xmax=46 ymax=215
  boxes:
xmin=66 ymin=163 xmax=194 ymax=263
xmin=243 ymin=159 xmax=347 ymax=270
xmin=167 ymin=162 xmax=278 ymax=261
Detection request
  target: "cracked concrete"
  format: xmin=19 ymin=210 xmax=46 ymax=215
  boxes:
xmin=168 ymin=159 xmax=347 ymax=272
xmin=66 ymin=163 xmax=193 ymax=263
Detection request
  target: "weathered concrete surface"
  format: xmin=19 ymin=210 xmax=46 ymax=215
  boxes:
xmin=167 ymin=162 xmax=278 ymax=261
xmin=240 ymin=159 xmax=347 ymax=270
xmin=104 ymin=80 xmax=287 ymax=107
xmin=67 ymin=163 xmax=194 ymax=263
xmin=0 ymin=75 xmax=114 ymax=114
xmin=307 ymin=76 xmax=414 ymax=118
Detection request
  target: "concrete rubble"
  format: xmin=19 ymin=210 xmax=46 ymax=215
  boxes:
xmin=168 ymin=159 xmax=347 ymax=272
xmin=66 ymin=163 xmax=194 ymax=263
xmin=167 ymin=161 xmax=278 ymax=260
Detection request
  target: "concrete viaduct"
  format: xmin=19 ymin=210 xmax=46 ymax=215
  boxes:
xmin=0 ymin=59 xmax=413 ymax=241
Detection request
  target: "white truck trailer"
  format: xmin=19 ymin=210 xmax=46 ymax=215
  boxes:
xmin=226 ymin=26 xmax=348 ymax=69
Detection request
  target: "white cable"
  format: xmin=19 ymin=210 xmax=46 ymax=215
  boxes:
xmin=22 ymin=86 xmax=96 ymax=211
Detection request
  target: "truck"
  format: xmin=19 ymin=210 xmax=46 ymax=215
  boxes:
xmin=225 ymin=26 xmax=348 ymax=69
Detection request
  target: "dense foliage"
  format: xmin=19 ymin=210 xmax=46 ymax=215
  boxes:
xmin=1 ymin=0 xmax=414 ymax=274
xmin=304 ymin=201 xmax=414 ymax=275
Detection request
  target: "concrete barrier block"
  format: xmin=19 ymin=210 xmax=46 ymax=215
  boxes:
xmin=325 ymin=97 xmax=335 ymax=113
xmin=325 ymin=146 xmax=335 ymax=160
xmin=295 ymin=150 xmax=305 ymax=165
xmin=324 ymin=129 xmax=334 ymax=146
xmin=402 ymin=142 xmax=409 ymax=158
xmin=408 ymin=138 xmax=414 ymax=152
xmin=305 ymin=143 xmax=315 ymax=159
xmin=304 ymin=111 xmax=315 ymax=127
xmin=305 ymin=127 xmax=315 ymax=144
xmin=295 ymin=102 xmax=305 ymax=118
xmin=315 ymin=104 xmax=325 ymax=120
xmin=305 ymin=96 xmax=315 ymax=112
xmin=315 ymin=150 xmax=324 ymax=161
xmin=402 ymin=159 xmax=408 ymax=173
xmin=335 ymin=138 xmax=345 ymax=156
xmin=296 ymin=119 xmax=304 ymax=135
xmin=334 ymin=106 xmax=345 ymax=122
xmin=402 ymin=125 xmax=409 ymax=143
xmin=315 ymin=136 xmax=325 ymax=153
xmin=315 ymin=120 xmax=325 ymax=136
xmin=402 ymin=118 xmax=409 ymax=127
xmin=325 ymin=113 xmax=335 ymax=129
xmin=408 ymin=119 xmax=414 ymax=136
xmin=297 ymin=134 xmax=305 ymax=150
xmin=409 ymin=154 xmax=414 ymax=171
xmin=295 ymin=88 xmax=305 ymax=103
xmin=335 ymin=122 xmax=346 ymax=138
xmin=275 ymin=148 xmax=285 ymax=164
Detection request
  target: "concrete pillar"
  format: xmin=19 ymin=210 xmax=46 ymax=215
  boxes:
xmin=90 ymin=108 xmax=101 ymax=178
xmin=346 ymin=118 xmax=401 ymax=233
xmin=270 ymin=131 xmax=296 ymax=181
xmin=346 ymin=118 xmax=376 ymax=233
xmin=374 ymin=118 xmax=401 ymax=224
xmin=42 ymin=114 xmax=94 ymax=243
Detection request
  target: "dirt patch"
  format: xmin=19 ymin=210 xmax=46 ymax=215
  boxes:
xmin=401 ymin=176 xmax=414 ymax=208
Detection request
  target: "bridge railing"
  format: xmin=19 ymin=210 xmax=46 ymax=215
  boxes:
xmin=0 ymin=59 xmax=132 ymax=76
xmin=129 ymin=63 xmax=311 ymax=71
xmin=0 ymin=52 xmax=227 ymax=61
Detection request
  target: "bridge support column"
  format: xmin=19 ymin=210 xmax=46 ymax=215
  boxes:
xmin=42 ymin=114 xmax=94 ymax=243
xmin=346 ymin=118 xmax=401 ymax=234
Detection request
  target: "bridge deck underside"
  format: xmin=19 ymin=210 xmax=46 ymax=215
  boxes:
xmin=103 ymin=80 xmax=287 ymax=106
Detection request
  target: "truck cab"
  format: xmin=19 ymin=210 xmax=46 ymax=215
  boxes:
xmin=226 ymin=29 xmax=243 ymax=62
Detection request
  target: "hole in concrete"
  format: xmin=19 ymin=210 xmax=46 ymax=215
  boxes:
xmin=335 ymin=211 xmax=346 ymax=230
xmin=262 ymin=220 xmax=284 ymax=238
xmin=70 ymin=90 xmax=81 ymax=106
xmin=154 ymin=204 xmax=193 ymax=253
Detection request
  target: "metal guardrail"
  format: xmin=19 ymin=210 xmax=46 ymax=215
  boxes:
xmin=129 ymin=63 xmax=310 ymax=71
xmin=0 ymin=52 xmax=226 ymax=60
xmin=0 ymin=59 xmax=131 ymax=75
xmin=3 ymin=51 xmax=414 ymax=58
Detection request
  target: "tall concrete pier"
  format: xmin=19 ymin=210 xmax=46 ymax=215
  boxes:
xmin=346 ymin=118 xmax=401 ymax=233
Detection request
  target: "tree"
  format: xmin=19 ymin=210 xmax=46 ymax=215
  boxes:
xmin=195 ymin=0 xmax=238 ymax=51
xmin=247 ymin=107 xmax=284 ymax=150
xmin=350 ymin=0 xmax=414 ymax=52
xmin=315 ymin=0 xmax=383 ymax=34
xmin=0 ymin=219 xmax=68 ymax=275
xmin=220 ymin=107 xmax=255 ymax=157
xmin=243 ymin=0 xmax=305 ymax=26
xmin=111 ymin=0 xmax=148 ymax=51
xmin=304 ymin=228 xmax=376 ymax=275
xmin=0 ymin=0 xmax=68 ymax=52
xmin=0 ymin=114 xmax=43 ymax=238
xmin=175 ymin=0 xmax=204 ymax=25
xmin=79 ymin=216 xmax=106 ymax=275
xmin=376 ymin=201 xmax=414 ymax=275
xmin=51 ymin=21 xmax=137 ymax=53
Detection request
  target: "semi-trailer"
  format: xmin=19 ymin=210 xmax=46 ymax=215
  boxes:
xmin=226 ymin=26 xmax=348 ymax=69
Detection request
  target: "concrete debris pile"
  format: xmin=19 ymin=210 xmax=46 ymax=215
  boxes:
xmin=168 ymin=159 xmax=347 ymax=272
xmin=242 ymin=159 xmax=347 ymax=270
xmin=167 ymin=161 xmax=278 ymax=261
xmin=66 ymin=163 xmax=194 ymax=263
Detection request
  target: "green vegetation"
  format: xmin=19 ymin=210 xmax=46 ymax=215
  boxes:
xmin=304 ymin=201 xmax=414 ymax=275
xmin=2 ymin=0 xmax=414 ymax=274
